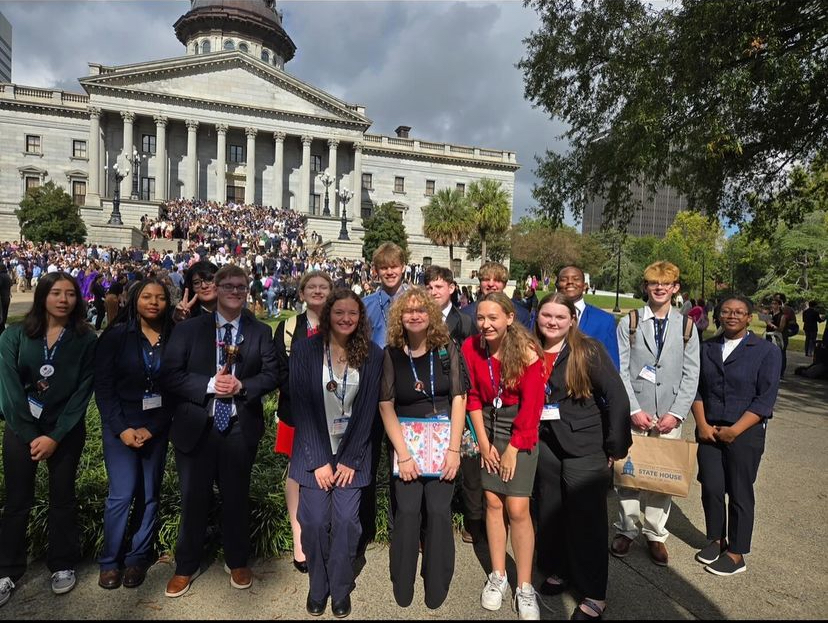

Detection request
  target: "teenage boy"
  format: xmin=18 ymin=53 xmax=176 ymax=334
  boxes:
xmin=461 ymin=262 xmax=531 ymax=330
xmin=363 ymin=243 xmax=409 ymax=348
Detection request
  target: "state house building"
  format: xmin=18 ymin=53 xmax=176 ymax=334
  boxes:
xmin=0 ymin=0 xmax=518 ymax=274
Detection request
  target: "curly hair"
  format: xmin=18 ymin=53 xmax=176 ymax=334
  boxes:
xmin=319 ymin=288 xmax=371 ymax=368
xmin=386 ymin=287 xmax=451 ymax=351
xmin=476 ymin=292 xmax=540 ymax=389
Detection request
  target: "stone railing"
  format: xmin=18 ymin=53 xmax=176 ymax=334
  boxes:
xmin=362 ymin=133 xmax=516 ymax=164
xmin=0 ymin=84 xmax=89 ymax=108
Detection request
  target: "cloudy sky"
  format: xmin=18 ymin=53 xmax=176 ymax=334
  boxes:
xmin=1 ymin=0 xmax=570 ymax=222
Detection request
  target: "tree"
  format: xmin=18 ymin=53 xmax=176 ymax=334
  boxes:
xmin=520 ymin=0 xmax=828 ymax=236
xmin=467 ymin=179 xmax=511 ymax=264
xmin=510 ymin=218 xmax=593 ymax=282
xmin=421 ymin=188 xmax=474 ymax=263
xmin=657 ymin=212 xmax=724 ymax=298
xmin=361 ymin=202 xmax=408 ymax=263
xmin=16 ymin=181 xmax=87 ymax=243
xmin=465 ymin=229 xmax=511 ymax=264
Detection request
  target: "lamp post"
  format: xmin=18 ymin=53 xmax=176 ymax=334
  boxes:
xmin=103 ymin=162 xmax=127 ymax=226
xmin=337 ymin=187 xmax=353 ymax=241
xmin=317 ymin=170 xmax=334 ymax=216
xmin=128 ymin=147 xmax=146 ymax=200
xmin=613 ymin=230 xmax=625 ymax=313
xmin=700 ymin=250 xmax=706 ymax=300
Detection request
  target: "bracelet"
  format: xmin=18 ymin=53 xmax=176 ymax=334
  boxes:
xmin=398 ymin=457 xmax=413 ymax=464
xmin=448 ymin=448 xmax=461 ymax=454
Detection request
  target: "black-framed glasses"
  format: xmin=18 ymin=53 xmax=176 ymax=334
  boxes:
xmin=719 ymin=309 xmax=749 ymax=318
xmin=218 ymin=284 xmax=249 ymax=294
xmin=191 ymin=276 xmax=215 ymax=288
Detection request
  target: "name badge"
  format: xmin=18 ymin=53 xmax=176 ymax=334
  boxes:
xmin=331 ymin=417 xmax=349 ymax=437
xmin=28 ymin=396 xmax=44 ymax=419
xmin=541 ymin=403 xmax=561 ymax=421
xmin=638 ymin=365 xmax=657 ymax=384
xmin=142 ymin=393 xmax=163 ymax=411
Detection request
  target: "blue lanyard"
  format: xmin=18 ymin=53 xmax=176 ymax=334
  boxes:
xmin=653 ymin=317 xmax=668 ymax=359
xmin=325 ymin=342 xmax=349 ymax=414
xmin=484 ymin=343 xmax=503 ymax=407
xmin=42 ymin=327 xmax=66 ymax=363
xmin=407 ymin=347 xmax=436 ymax=413
xmin=139 ymin=332 xmax=162 ymax=389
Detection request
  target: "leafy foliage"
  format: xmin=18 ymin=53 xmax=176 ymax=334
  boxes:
xmin=421 ymin=188 xmax=475 ymax=263
xmin=510 ymin=218 xmax=606 ymax=280
xmin=361 ymin=202 xmax=409 ymax=263
xmin=467 ymin=179 xmax=511 ymax=264
xmin=465 ymin=229 xmax=511 ymax=264
xmin=520 ymin=0 xmax=828 ymax=236
xmin=16 ymin=181 xmax=87 ymax=244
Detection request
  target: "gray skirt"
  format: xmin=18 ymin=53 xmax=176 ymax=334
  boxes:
xmin=480 ymin=404 xmax=539 ymax=497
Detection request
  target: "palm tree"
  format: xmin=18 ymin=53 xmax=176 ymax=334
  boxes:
xmin=421 ymin=188 xmax=474 ymax=264
xmin=467 ymin=179 xmax=511 ymax=263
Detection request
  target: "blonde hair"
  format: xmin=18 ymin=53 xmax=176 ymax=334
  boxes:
xmin=477 ymin=261 xmax=508 ymax=284
xmin=643 ymin=261 xmax=680 ymax=284
xmin=477 ymin=292 xmax=540 ymax=389
xmin=372 ymin=242 xmax=407 ymax=268
xmin=386 ymin=287 xmax=450 ymax=350
xmin=299 ymin=270 xmax=334 ymax=294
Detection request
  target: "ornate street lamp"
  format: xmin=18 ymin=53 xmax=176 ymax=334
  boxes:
xmin=103 ymin=162 xmax=127 ymax=226
xmin=337 ymin=187 xmax=353 ymax=241
xmin=317 ymin=170 xmax=334 ymax=216
xmin=128 ymin=147 xmax=147 ymax=200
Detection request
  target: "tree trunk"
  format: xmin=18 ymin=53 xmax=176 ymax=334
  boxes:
xmin=481 ymin=237 xmax=487 ymax=264
xmin=449 ymin=243 xmax=454 ymax=264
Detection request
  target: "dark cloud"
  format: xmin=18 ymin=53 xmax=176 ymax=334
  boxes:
xmin=2 ymin=0 xmax=570 ymax=221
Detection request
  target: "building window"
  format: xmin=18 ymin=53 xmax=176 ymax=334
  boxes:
xmin=72 ymin=180 xmax=86 ymax=206
xmin=362 ymin=173 xmax=373 ymax=190
xmin=361 ymin=204 xmax=373 ymax=220
xmin=229 ymin=145 xmax=245 ymax=163
xmin=72 ymin=140 xmax=87 ymax=159
xmin=25 ymin=176 xmax=40 ymax=193
xmin=238 ymin=42 xmax=249 ymax=53
xmin=422 ymin=256 xmax=432 ymax=267
xmin=451 ymin=258 xmax=462 ymax=278
xmin=224 ymin=40 xmax=235 ymax=51
xmin=25 ymin=135 xmax=41 ymax=154
xmin=201 ymin=40 xmax=211 ymax=54
xmin=193 ymin=43 xmax=199 ymax=54
xmin=425 ymin=180 xmax=435 ymax=196
xmin=310 ymin=193 xmax=321 ymax=215
xmin=141 ymin=177 xmax=156 ymax=201
xmin=141 ymin=134 xmax=156 ymax=154
xmin=310 ymin=154 xmax=322 ymax=173
xmin=226 ymin=185 xmax=245 ymax=204
xmin=261 ymin=50 xmax=270 ymax=63
xmin=394 ymin=176 xmax=405 ymax=193
xmin=456 ymin=182 xmax=465 ymax=196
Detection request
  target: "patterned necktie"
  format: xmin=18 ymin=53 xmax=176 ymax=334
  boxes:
xmin=215 ymin=323 xmax=233 ymax=432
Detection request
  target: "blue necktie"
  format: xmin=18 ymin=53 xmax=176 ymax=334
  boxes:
xmin=215 ymin=323 xmax=233 ymax=432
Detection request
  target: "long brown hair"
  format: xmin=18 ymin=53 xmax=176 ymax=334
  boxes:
xmin=386 ymin=287 xmax=450 ymax=351
xmin=535 ymin=292 xmax=599 ymax=400
xmin=477 ymin=292 xmax=540 ymax=389
xmin=22 ymin=272 xmax=90 ymax=339
xmin=319 ymin=288 xmax=371 ymax=368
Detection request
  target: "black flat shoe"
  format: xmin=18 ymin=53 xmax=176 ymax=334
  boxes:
xmin=306 ymin=594 xmax=326 ymax=616
xmin=293 ymin=559 xmax=308 ymax=574
xmin=332 ymin=595 xmax=351 ymax=618
xmin=539 ymin=577 xmax=567 ymax=596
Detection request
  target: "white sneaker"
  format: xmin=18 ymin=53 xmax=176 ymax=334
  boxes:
xmin=51 ymin=570 xmax=76 ymax=595
xmin=0 ymin=577 xmax=14 ymax=607
xmin=481 ymin=571 xmax=509 ymax=611
xmin=514 ymin=582 xmax=540 ymax=620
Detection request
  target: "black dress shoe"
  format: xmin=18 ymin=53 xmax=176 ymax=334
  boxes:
xmin=98 ymin=569 xmax=122 ymax=590
xmin=306 ymin=594 xmax=326 ymax=616
xmin=332 ymin=595 xmax=351 ymax=618
xmin=123 ymin=566 xmax=147 ymax=589
xmin=293 ymin=559 xmax=308 ymax=574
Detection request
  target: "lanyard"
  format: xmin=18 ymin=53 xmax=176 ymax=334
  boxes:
xmin=42 ymin=327 xmax=66 ymax=364
xmin=408 ymin=347 xmax=436 ymax=413
xmin=544 ymin=341 xmax=565 ymax=401
xmin=325 ymin=342 xmax=349 ymax=415
xmin=653 ymin=317 xmax=668 ymax=359
xmin=139 ymin=332 xmax=162 ymax=390
xmin=484 ymin=343 xmax=504 ymax=408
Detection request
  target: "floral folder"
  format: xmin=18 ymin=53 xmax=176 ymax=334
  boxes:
xmin=392 ymin=415 xmax=451 ymax=477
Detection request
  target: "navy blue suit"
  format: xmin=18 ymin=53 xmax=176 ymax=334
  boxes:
xmin=94 ymin=322 xmax=171 ymax=571
xmin=462 ymin=299 xmax=532 ymax=332
xmin=289 ymin=334 xmax=383 ymax=603
xmin=578 ymin=303 xmax=620 ymax=370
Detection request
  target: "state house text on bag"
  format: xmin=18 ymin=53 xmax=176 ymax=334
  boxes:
xmin=613 ymin=434 xmax=698 ymax=498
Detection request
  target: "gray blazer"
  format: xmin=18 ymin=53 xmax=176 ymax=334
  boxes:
xmin=616 ymin=306 xmax=700 ymax=420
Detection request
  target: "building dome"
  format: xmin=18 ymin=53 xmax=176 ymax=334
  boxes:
xmin=174 ymin=0 xmax=296 ymax=66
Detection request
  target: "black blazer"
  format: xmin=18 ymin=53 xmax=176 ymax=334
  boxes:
xmin=446 ymin=306 xmax=473 ymax=346
xmin=160 ymin=312 xmax=278 ymax=453
xmin=288 ymin=334 xmax=383 ymax=489
xmin=273 ymin=312 xmax=311 ymax=426
xmin=541 ymin=341 xmax=632 ymax=459
xmin=94 ymin=322 xmax=172 ymax=438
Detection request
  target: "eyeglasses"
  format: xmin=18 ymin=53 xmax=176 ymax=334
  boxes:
xmin=646 ymin=281 xmax=676 ymax=288
xmin=191 ymin=276 xmax=215 ymax=288
xmin=719 ymin=309 xmax=749 ymax=318
xmin=402 ymin=307 xmax=429 ymax=316
xmin=304 ymin=284 xmax=330 ymax=292
xmin=218 ymin=284 xmax=249 ymax=294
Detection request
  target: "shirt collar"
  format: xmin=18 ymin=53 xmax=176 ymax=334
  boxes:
xmin=215 ymin=311 xmax=241 ymax=331
xmin=441 ymin=302 xmax=452 ymax=320
xmin=574 ymin=299 xmax=586 ymax=315
xmin=640 ymin=305 xmax=670 ymax=322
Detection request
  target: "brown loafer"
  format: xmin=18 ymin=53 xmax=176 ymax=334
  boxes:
xmin=610 ymin=534 xmax=633 ymax=558
xmin=123 ymin=566 xmax=146 ymax=589
xmin=224 ymin=564 xmax=253 ymax=589
xmin=165 ymin=574 xmax=193 ymax=598
xmin=98 ymin=569 xmax=122 ymax=590
xmin=647 ymin=540 xmax=669 ymax=566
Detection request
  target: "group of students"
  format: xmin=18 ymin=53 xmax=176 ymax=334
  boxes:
xmin=0 ymin=244 xmax=781 ymax=620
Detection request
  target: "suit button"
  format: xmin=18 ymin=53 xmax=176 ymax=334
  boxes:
xmin=656 ymin=382 xmax=662 ymax=386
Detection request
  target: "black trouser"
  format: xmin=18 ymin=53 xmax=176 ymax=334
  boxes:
xmin=357 ymin=419 xmax=384 ymax=553
xmin=173 ymin=422 xmax=257 ymax=575
xmin=389 ymin=477 xmax=455 ymax=609
xmin=534 ymin=431 xmax=611 ymax=600
xmin=0 ymin=422 xmax=86 ymax=581
xmin=459 ymin=454 xmax=484 ymax=524
xmin=697 ymin=420 xmax=766 ymax=555
xmin=94 ymin=299 xmax=105 ymax=330
xmin=804 ymin=330 xmax=818 ymax=357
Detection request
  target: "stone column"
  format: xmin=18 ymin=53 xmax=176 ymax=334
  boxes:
xmin=352 ymin=141 xmax=363 ymax=225
xmin=272 ymin=131 xmax=285 ymax=208
xmin=121 ymin=111 xmax=135 ymax=199
xmin=185 ymin=119 xmax=199 ymax=200
xmin=327 ymin=138 xmax=339 ymax=215
xmin=86 ymin=107 xmax=102 ymax=206
xmin=153 ymin=115 xmax=168 ymax=201
xmin=245 ymin=127 xmax=257 ymax=205
xmin=215 ymin=123 xmax=228 ymax=202
xmin=300 ymin=135 xmax=312 ymax=214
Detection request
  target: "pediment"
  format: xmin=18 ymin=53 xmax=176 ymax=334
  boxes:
xmin=18 ymin=165 xmax=47 ymax=177
xmin=80 ymin=52 xmax=371 ymax=127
